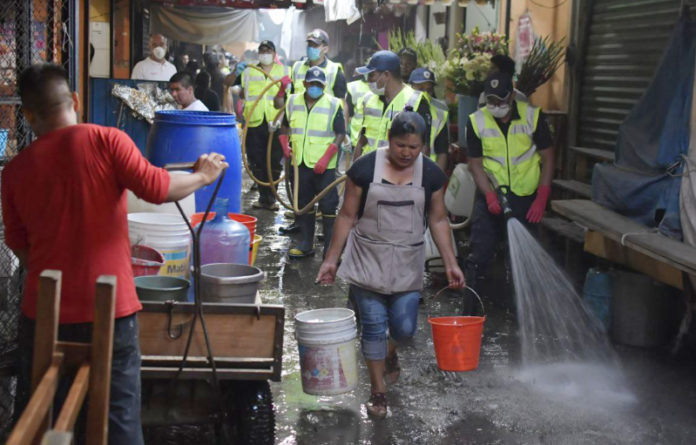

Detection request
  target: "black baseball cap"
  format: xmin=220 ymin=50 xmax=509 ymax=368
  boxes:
xmin=305 ymin=66 xmax=327 ymax=85
xmin=484 ymin=72 xmax=513 ymax=100
xmin=356 ymin=50 xmax=400 ymax=75
xmin=259 ymin=40 xmax=276 ymax=51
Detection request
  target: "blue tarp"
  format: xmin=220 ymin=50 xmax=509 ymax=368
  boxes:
xmin=592 ymin=16 xmax=696 ymax=240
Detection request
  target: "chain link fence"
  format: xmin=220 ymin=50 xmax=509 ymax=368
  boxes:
xmin=0 ymin=0 xmax=76 ymax=439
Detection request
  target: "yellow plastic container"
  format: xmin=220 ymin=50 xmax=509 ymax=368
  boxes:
xmin=250 ymin=235 xmax=263 ymax=265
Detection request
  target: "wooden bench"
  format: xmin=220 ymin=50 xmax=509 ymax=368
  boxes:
xmin=7 ymin=271 xmax=116 ymax=445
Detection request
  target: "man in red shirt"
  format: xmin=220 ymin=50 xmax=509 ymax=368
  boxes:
xmin=3 ymin=63 xmax=228 ymax=443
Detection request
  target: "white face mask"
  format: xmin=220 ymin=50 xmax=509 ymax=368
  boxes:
xmin=487 ymin=103 xmax=511 ymax=119
xmin=369 ymin=73 xmax=386 ymax=96
xmin=258 ymin=54 xmax=274 ymax=66
xmin=152 ymin=46 xmax=166 ymax=61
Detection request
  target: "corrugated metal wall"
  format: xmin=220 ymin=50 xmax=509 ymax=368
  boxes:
xmin=578 ymin=0 xmax=690 ymax=151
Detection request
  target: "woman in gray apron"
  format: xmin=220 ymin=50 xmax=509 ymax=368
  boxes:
xmin=317 ymin=109 xmax=465 ymax=419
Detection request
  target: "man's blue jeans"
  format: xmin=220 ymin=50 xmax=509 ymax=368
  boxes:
xmin=15 ymin=313 xmax=144 ymax=444
xmin=350 ymin=285 xmax=421 ymax=360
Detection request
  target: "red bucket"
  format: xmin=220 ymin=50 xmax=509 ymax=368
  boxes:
xmin=428 ymin=316 xmax=485 ymax=371
xmin=190 ymin=212 xmax=257 ymax=240
xmin=427 ymin=287 xmax=486 ymax=371
xmin=131 ymin=245 xmax=165 ymax=277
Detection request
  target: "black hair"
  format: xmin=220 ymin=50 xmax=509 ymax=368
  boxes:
xmin=389 ymin=106 xmax=426 ymax=143
xmin=204 ymin=52 xmax=219 ymax=68
xmin=169 ymin=71 xmax=194 ymax=88
xmin=491 ymin=54 xmax=516 ymax=77
xmin=195 ymin=71 xmax=211 ymax=89
xmin=18 ymin=63 xmax=72 ymax=116
xmin=399 ymin=47 xmax=418 ymax=61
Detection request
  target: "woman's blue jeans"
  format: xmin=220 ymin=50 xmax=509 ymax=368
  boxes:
xmin=350 ymin=285 xmax=421 ymax=360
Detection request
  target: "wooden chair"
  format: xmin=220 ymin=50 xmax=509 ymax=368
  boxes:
xmin=7 ymin=270 xmax=116 ymax=445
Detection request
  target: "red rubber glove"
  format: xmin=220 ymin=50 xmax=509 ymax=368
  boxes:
xmin=279 ymin=134 xmax=291 ymax=158
xmin=276 ymin=75 xmax=292 ymax=98
xmin=314 ymin=143 xmax=338 ymax=174
xmin=235 ymin=99 xmax=244 ymax=119
xmin=485 ymin=191 xmax=502 ymax=215
xmin=526 ymin=185 xmax=551 ymax=223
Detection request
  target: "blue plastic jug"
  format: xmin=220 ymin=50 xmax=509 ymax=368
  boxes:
xmin=200 ymin=198 xmax=251 ymax=265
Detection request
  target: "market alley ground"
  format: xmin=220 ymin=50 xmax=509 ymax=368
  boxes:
xmin=245 ymin=182 xmax=696 ymax=445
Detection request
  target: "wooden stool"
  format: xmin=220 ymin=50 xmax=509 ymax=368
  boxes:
xmin=7 ymin=270 xmax=116 ymax=445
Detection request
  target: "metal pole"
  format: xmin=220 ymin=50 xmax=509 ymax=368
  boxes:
xmin=505 ymin=0 xmax=512 ymax=38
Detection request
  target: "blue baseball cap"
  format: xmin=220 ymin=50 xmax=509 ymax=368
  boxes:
xmin=356 ymin=50 xmax=400 ymax=75
xmin=409 ymin=67 xmax=436 ymax=84
xmin=304 ymin=66 xmax=327 ymax=85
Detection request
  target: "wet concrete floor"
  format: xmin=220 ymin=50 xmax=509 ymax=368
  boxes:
xmin=149 ymin=179 xmax=696 ymax=444
xmin=242 ymin=183 xmax=696 ymax=445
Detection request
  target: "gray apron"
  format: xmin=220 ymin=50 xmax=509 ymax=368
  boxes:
xmin=338 ymin=149 xmax=426 ymax=294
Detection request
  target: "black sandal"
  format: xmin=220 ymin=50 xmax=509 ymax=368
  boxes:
xmin=366 ymin=392 xmax=387 ymax=419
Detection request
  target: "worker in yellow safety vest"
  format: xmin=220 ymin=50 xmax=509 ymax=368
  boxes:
xmin=237 ymin=40 xmax=290 ymax=210
xmin=352 ymin=50 xmax=432 ymax=159
xmin=279 ymin=67 xmax=346 ymax=259
xmin=346 ymin=74 xmax=371 ymax=147
xmin=409 ymin=67 xmax=450 ymax=171
xmin=465 ymin=72 xmax=555 ymax=287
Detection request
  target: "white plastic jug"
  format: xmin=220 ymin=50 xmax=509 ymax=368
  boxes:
xmin=445 ymin=163 xmax=477 ymax=219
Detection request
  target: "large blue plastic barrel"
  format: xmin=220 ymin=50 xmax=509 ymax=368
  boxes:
xmin=146 ymin=111 xmax=242 ymax=213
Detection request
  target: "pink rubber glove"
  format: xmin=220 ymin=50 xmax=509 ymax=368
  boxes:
xmin=279 ymin=134 xmax=291 ymax=158
xmin=235 ymin=99 xmax=244 ymax=119
xmin=526 ymin=185 xmax=551 ymax=223
xmin=314 ymin=143 xmax=338 ymax=174
xmin=485 ymin=191 xmax=502 ymax=215
xmin=276 ymin=76 xmax=292 ymax=98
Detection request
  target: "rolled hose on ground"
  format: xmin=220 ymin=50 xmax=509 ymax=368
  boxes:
xmin=241 ymin=64 xmax=349 ymax=216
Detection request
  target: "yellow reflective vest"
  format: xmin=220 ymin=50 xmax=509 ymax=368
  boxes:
xmin=241 ymin=63 xmax=290 ymax=127
xmin=469 ymin=101 xmax=541 ymax=197
xmin=286 ymin=93 xmax=342 ymax=169
xmin=427 ymin=96 xmax=449 ymax=161
xmin=347 ymin=80 xmax=371 ymax=145
xmin=291 ymin=59 xmax=343 ymax=97
xmin=357 ymin=85 xmax=424 ymax=155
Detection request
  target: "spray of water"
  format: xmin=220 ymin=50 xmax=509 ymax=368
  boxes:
xmin=506 ymin=218 xmax=635 ymax=406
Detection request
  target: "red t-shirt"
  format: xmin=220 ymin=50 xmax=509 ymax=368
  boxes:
xmin=1 ymin=124 xmax=171 ymax=323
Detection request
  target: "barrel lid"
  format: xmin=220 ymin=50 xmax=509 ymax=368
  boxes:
xmin=128 ymin=212 xmax=189 ymax=227
xmin=154 ymin=110 xmax=237 ymax=126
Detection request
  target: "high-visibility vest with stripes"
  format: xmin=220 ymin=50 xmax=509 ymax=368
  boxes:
xmin=469 ymin=101 xmax=541 ymax=197
xmin=428 ymin=96 xmax=449 ymax=161
xmin=359 ymin=85 xmax=424 ymax=155
xmin=291 ymin=59 xmax=343 ymax=97
xmin=347 ymin=80 xmax=370 ymax=146
xmin=241 ymin=63 xmax=290 ymax=127
xmin=286 ymin=93 xmax=342 ymax=169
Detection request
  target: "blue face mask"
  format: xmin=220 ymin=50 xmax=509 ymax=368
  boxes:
xmin=307 ymin=85 xmax=324 ymax=99
xmin=307 ymin=47 xmax=322 ymax=62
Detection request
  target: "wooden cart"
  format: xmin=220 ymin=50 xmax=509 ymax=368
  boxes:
xmin=138 ymin=297 xmax=284 ymax=444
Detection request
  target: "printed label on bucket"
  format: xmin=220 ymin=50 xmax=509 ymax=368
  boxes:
xmin=299 ymin=342 xmax=358 ymax=395
xmin=159 ymin=248 xmax=191 ymax=278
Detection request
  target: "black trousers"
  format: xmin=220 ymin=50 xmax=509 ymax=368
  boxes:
xmin=467 ymin=190 xmax=537 ymax=271
xmin=295 ymin=164 xmax=339 ymax=252
xmin=246 ymin=121 xmax=283 ymax=204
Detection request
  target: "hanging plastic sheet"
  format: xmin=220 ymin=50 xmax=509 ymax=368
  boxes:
xmin=150 ymin=5 xmax=259 ymax=45
xmin=592 ymin=15 xmax=696 ymax=240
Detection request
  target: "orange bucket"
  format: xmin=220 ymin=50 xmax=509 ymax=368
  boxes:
xmin=428 ymin=315 xmax=485 ymax=371
xmin=427 ymin=286 xmax=486 ymax=371
xmin=191 ymin=212 xmax=257 ymax=240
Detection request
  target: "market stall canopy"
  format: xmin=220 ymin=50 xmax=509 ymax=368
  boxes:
xmin=151 ymin=5 xmax=260 ymax=45
xmin=149 ymin=0 xmax=310 ymax=7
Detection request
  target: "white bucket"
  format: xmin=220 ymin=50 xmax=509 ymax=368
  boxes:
xmin=128 ymin=213 xmax=191 ymax=279
xmin=295 ymin=308 xmax=358 ymax=396
xmin=445 ymin=163 xmax=477 ymax=218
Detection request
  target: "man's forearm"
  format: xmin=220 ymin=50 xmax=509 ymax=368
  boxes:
xmin=539 ymin=148 xmax=555 ymax=187
xmin=165 ymin=173 xmax=207 ymax=202
xmin=468 ymin=158 xmax=493 ymax=194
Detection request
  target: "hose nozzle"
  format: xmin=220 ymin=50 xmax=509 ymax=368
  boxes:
xmin=497 ymin=186 xmax=513 ymax=220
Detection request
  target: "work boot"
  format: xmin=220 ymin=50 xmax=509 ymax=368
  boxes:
xmin=288 ymin=213 xmax=315 ymax=258
xmin=279 ymin=222 xmax=300 ymax=235
xmin=321 ymin=216 xmax=335 ymax=257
